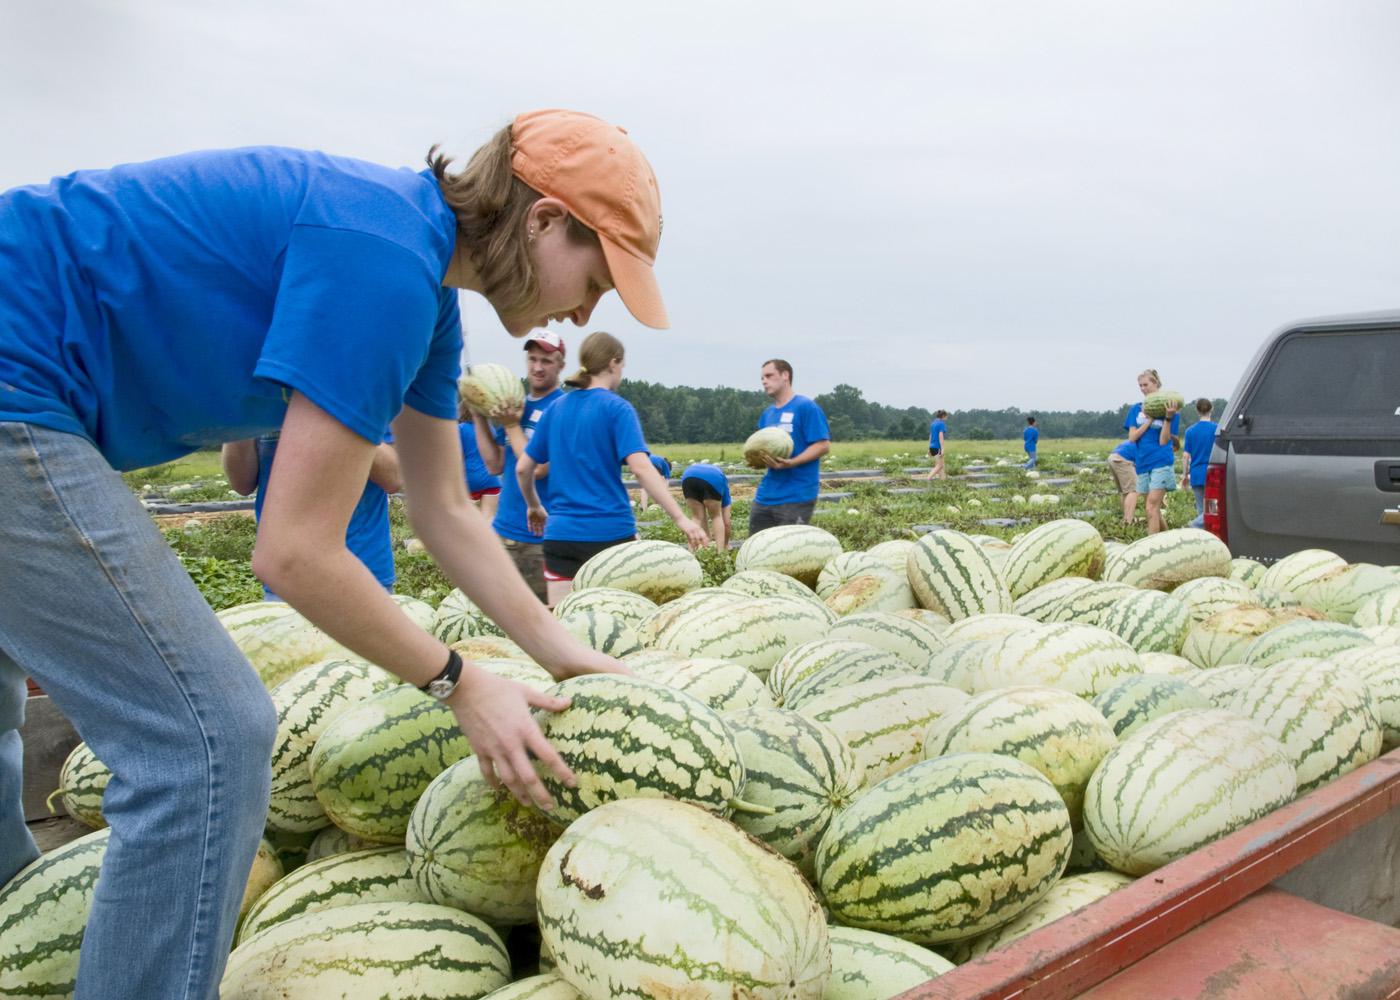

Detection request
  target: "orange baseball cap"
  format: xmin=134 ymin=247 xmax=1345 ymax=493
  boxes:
xmin=511 ymin=109 xmax=668 ymax=330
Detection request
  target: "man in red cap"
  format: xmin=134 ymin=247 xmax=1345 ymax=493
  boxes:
xmin=474 ymin=331 xmax=567 ymax=600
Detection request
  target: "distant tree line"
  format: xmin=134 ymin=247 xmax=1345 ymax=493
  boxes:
xmin=617 ymin=379 xmax=1227 ymax=444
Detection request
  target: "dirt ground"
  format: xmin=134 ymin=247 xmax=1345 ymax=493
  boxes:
xmin=152 ymin=509 xmax=255 ymax=530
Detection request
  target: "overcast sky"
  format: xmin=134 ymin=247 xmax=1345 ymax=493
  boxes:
xmin=4 ymin=1 xmax=1397 ymax=413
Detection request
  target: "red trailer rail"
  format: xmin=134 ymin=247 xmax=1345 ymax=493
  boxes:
xmin=898 ymin=748 xmax=1400 ymax=1000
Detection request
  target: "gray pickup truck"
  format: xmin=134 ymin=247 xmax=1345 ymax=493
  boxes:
xmin=1204 ymin=308 xmax=1400 ymax=563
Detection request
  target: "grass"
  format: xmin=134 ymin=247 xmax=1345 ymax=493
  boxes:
xmin=141 ymin=439 xmax=1201 ymax=608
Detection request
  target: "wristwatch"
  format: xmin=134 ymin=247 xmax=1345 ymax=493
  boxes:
xmin=420 ymin=650 xmax=463 ymax=701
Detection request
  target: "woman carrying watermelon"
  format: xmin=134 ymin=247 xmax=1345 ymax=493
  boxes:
xmin=516 ymin=331 xmax=709 ymax=606
xmin=1124 ymin=368 xmax=1181 ymax=534
xmin=0 ymin=110 xmax=662 ymax=999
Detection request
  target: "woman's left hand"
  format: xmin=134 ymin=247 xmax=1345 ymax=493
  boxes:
xmin=677 ymin=516 xmax=711 ymax=551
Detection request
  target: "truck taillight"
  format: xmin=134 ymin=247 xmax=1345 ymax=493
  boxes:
xmin=1203 ymin=463 xmax=1227 ymax=545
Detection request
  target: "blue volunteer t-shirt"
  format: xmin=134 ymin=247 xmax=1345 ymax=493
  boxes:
xmin=1023 ymin=426 xmax=1039 ymax=452
xmin=253 ymin=433 xmax=394 ymax=592
xmin=526 ymin=388 xmax=648 ymax=542
xmin=457 ymin=422 xmax=501 ymax=494
xmin=0 ymin=147 xmax=463 ymax=471
xmin=1127 ymin=402 xmax=1180 ymax=474
xmin=929 ymin=419 xmax=948 ymax=449
xmin=492 ymin=387 xmax=563 ymax=543
xmin=681 ymin=463 xmax=732 ymax=506
xmin=1183 ymin=419 xmax=1218 ymax=487
xmin=1112 ymin=439 xmax=1137 ymax=461
xmin=754 ymin=395 xmax=830 ymax=506
xmin=648 ymin=454 xmax=672 ymax=480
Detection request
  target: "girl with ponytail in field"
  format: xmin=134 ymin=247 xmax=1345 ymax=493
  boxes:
xmin=517 ymin=331 xmax=709 ymax=605
xmin=0 ymin=109 xmax=664 ymax=999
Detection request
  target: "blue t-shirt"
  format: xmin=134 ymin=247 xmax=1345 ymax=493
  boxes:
xmin=492 ymin=387 xmax=563 ymax=543
xmin=457 ymin=422 xmax=501 ymax=494
xmin=1112 ymin=439 xmax=1137 ymax=461
xmin=929 ymin=419 xmax=949 ymax=449
xmin=681 ymin=463 xmax=732 ymax=506
xmin=754 ymin=395 xmax=830 ymax=506
xmin=647 ymin=454 xmax=672 ymax=480
xmin=1023 ymin=426 xmax=1039 ymax=452
xmin=1182 ymin=419 xmax=1218 ymax=487
xmin=0 ymin=147 xmax=463 ymax=471
xmin=1127 ymin=402 xmax=1180 ymax=474
xmin=253 ymin=433 xmax=394 ymax=593
xmin=526 ymin=388 xmax=648 ymax=542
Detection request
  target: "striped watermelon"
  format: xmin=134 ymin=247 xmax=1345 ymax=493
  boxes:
xmin=1012 ymin=576 xmax=1097 ymax=622
xmin=1185 ymin=663 xmax=1269 ymax=707
xmin=0 ymin=828 xmax=109 ymax=999
xmin=743 ymin=425 xmax=795 ymax=468
xmin=618 ymin=648 xmax=690 ymax=676
xmin=1180 ymin=605 xmax=1282 ymax=669
xmin=306 ymin=825 xmax=387 ymax=863
xmin=1000 ymin=519 xmax=1106 ymax=599
xmin=971 ymin=623 xmax=1143 ymax=699
xmin=1301 ymin=563 xmax=1400 ymax=624
xmin=1228 ymin=659 xmax=1383 ymax=793
xmin=1101 ymin=528 xmax=1231 ymax=591
xmin=474 ymin=657 xmax=556 ymax=690
xmin=452 ymin=634 xmax=531 ymax=662
xmin=1091 ymin=673 xmax=1211 ymax=738
xmin=1329 ymin=645 xmax=1400 ymax=748
xmin=227 ymin=605 xmax=361 ymax=690
xmin=825 ymin=926 xmax=954 ymax=998
xmin=572 ymin=539 xmax=703 ymax=604
xmin=1252 ymin=586 xmax=1305 ymax=610
xmin=1353 ymin=587 xmax=1400 ymax=628
xmin=824 ymin=565 xmax=915 ymax=617
xmin=768 ymin=639 xmax=889 ymax=703
xmin=1257 ymin=548 xmax=1348 ymax=599
xmin=406 ymin=757 xmax=562 ymax=925
xmin=482 ymin=975 xmax=583 ymax=998
xmin=922 ymin=685 xmax=1118 ymax=827
xmin=236 ymin=846 xmax=423 ymax=945
xmin=222 ymin=901 xmax=510 ymax=999
xmin=529 ymin=674 xmax=747 ymax=823
xmin=1240 ymin=619 xmax=1372 ymax=667
xmin=552 ymin=587 xmax=656 ymax=629
xmin=924 ymin=638 xmax=996 ymax=692
xmin=1138 ymin=651 xmax=1200 ymax=677
xmin=308 ymin=685 xmax=471 ymax=843
xmin=460 ymin=362 xmax=525 ymax=415
xmin=794 ymin=675 xmax=969 ymax=786
xmin=648 ymin=657 xmax=775 ymax=713
xmin=826 ymin=611 xmax=945 ymax=669
xmin=556 ymin=609 xmax=643 ymax=657
xmin=724 ymin=706 xmax=865 ymax=879
xmin=946 ymin=871 xmax=1134 ymax=963
xmin=906 ymin=529 xmax=1013 ymax=620
xmin=536 ymin=798 xmax=829 ymax=999
xmin=1170 ymin=577 xmax=1257 ymax=625
xmin=267 ymin=659 xmax=403 ymax=833
xmin=1097 ymin=590 xmax=1191 ymax=654
xmin=867 ymin=539 xmax=920 ymax=577
xmin=895 ymin=607 xmax=952 ymax=633
xmin=734 ymin=524 xmax=844 ymax=587
xmin=634 ymin=587 xmax=748 ymax=647
xmin=46 ymin=741 xmax=109 ymax=830
xmin=942 ymin=612 xmax=1039 ymax=643
xmin=1228 ymin=557 xmax=1267 ymax=587
xmin=238 ymin=839 xmax=285 ymax=929
xmin=1082 ymin=709 xmax=1295 ymax=875
xmin=1360 ymin=625 xmax=1400 ymax=646
xmin=817 ymin=552 xmax=887 ymax=599
xmin=783 ymin=644 xmax=911 ymax=711
xmin=721 ymin=568 xmax=819 ymax=602
xmin=217 ymin=599 xmax=298 ymax=644
xmin=816 ymin=753 xmax=1072 ymax=944
xmin=391 ymin=594 xmax=437 ymax=632
xmin=1043 ymin=581 xmax=1139 ymax=626
xmin=651 ymin=596 xmax=832 ymax=681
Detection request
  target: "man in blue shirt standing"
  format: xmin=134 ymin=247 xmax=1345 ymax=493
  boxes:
xmin=1023 ymin=416 xmax=1039 ymax=470
xmin=749 ymin=359 xmax=830 ymax=535
xmin=1181 ymin=398 xmax=1219 ymax=528
xmin=474 ymin=331 xmax=566 ymax=601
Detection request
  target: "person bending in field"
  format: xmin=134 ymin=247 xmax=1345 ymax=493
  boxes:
xmin=1023 ymin=416 xmax=1039 ymax=470
xmin=0 ymin=109 xmax=662 ymax=999
xmin=925 ymin=409 xmax=950 ymax=480
xmin=222 ymin=431 xmax=402 ymax=598
xmin=680 ymin=462 xmax=733 ymax=551
xmin=749 ymin=359 xmax=831 ymax=535
xmin=474 ymin=330 xmax=566 ymax=601
xmin=1125 ymin=368 xmax=1180 ymax=534
xmin=1107 ymin=438 xmax=1139 ymax=524
xmin=634 ymin=453 xmax=672 ymax=512
xmin=1180 ymin=397 xmax=1218 ymax=528
xmin=517 ymin=331 xmax=707 ymax=606
xmin=457 ymin=400 xmax=502 ymax=522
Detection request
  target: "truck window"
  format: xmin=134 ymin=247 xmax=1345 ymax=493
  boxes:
xmin=1240 ymin=328 xmax=1400 ymax=437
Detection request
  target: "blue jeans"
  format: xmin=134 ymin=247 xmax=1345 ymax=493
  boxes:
xmin=0 ymin=423 xmax=276 ymax=1000
xmin=1025 ymin=453 xmax=1037 ymax=470
xmin=1191 ymin=484 xmax=1205 ymax=527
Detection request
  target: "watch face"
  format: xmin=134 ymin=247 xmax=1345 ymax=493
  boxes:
xmin=427 ymin=678 xmax=456 ymax=700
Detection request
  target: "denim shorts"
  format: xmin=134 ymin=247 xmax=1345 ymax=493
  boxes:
xmin=1136 ymin=466 xmax=1178 ymax=493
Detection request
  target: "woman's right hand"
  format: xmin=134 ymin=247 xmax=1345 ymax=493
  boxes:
xmin=677 ymin=516 xmax=710 ymax=551
xmin=526 ymin=503 xmax=548 ymax=535
xmin=491 ymin=401 xmax=524 ymax=427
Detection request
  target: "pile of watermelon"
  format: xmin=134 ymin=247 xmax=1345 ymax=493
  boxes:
xmin=5 ymin=522 xmax=1398 ymax=999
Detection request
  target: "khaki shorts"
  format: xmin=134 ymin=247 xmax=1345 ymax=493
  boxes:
xmin=1108 ymin=454 xmax=1138 ymax=495
xmin=500 ymin=537 xmax=547 ymax=602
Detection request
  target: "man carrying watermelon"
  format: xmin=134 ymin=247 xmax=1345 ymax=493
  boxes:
xmin=474 ymin=330 xmax=568 ymax=600
xmin=749 ymin=359 xmax=831 ymax=536
xmin=0 ymin=110 xmax=658 ymax=999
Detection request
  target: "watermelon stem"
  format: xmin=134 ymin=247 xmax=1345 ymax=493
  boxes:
xmin=45 ymin=786 xmax=63 ymax=814
xmin=728 ymin=797 xmax=777 ymax=816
